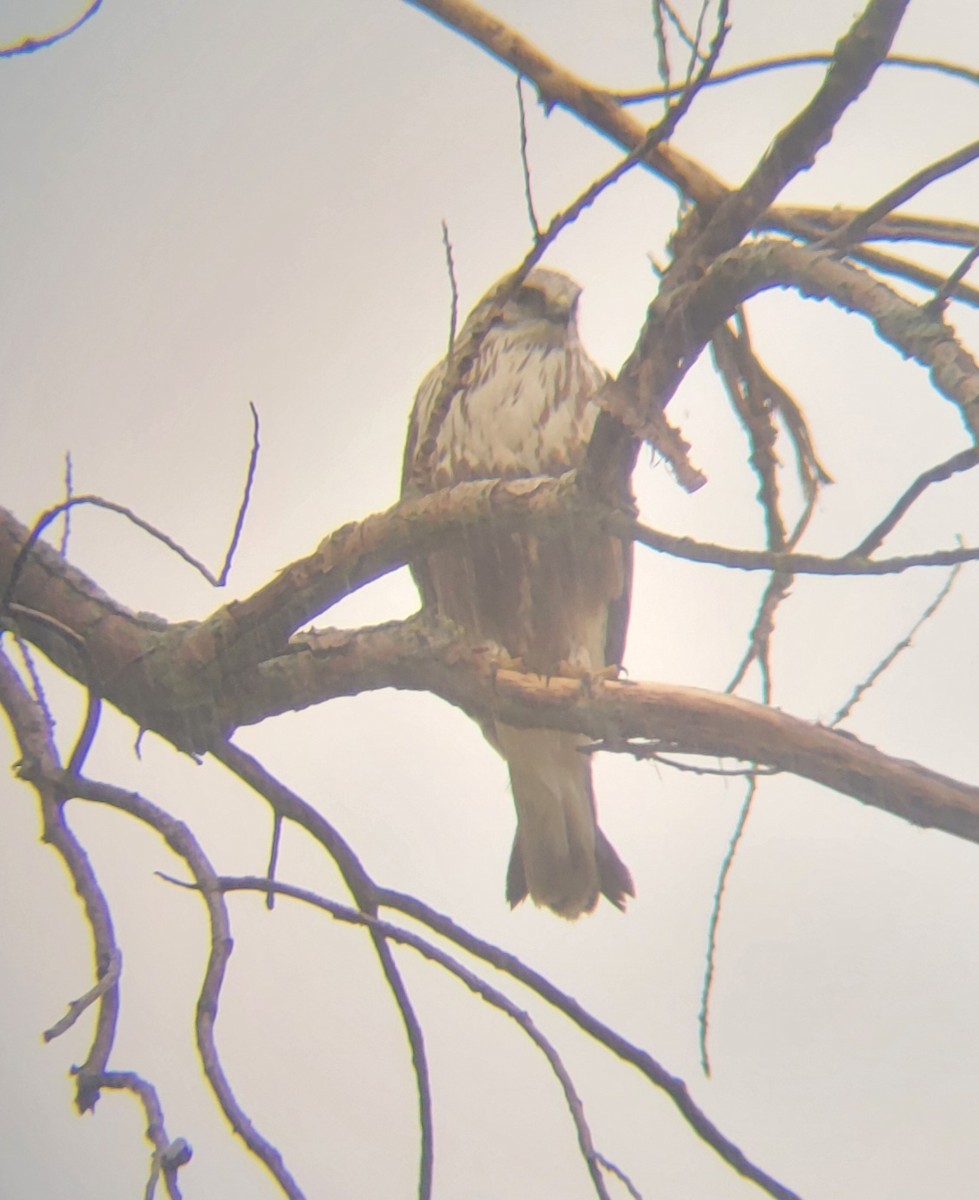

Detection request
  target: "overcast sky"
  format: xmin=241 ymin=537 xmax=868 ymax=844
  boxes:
xmin=1 ymin=2 xmax=979 ymax=1198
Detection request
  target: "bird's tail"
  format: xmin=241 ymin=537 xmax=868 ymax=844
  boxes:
xmin=495 ymin=723 xmax=633 ymax=919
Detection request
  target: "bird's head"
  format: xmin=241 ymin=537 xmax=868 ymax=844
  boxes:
xmin=463 ymin=267 xmax=584 ymax=350
xmin=499 ymin=268 xmax=582 ymax=329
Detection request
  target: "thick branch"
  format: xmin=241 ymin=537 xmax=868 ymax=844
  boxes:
xmin=253 ymin=621 xmax=979 ymax=851
xmin=406 ymin=0 xmax=923 ymax=265
xmin=688 ymin=0 xmax=910 ymax=263
xmin=0 ymin=478 xmax=612 ymax=748
xmin=620 ymin=240 xmax=979 ymax=442
xmin=3 ymin=469 xmax=976 ymax=753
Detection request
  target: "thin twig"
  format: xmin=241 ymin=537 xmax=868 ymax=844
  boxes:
xmin=699 ymin=774 xmax=759 ymax=1076
xmin=657 ymin=0 xmax=701 ymax=55
xmin=264 ymin=810 xmax=283 ymax=909
xmin=96 ymin=1070 xmax=191 ymax=1200
xmin=831 ymin=562 xmax=962 ymax=726
xmin=594 ymin=1152 xmax=644 ymax=1200
xmin=712 ymin=318 xmax=787 ymax=552
xmin=850 ymin=447 xmax=979 ymax=558
xmin=68 ymin=771 xmax=306 ymax=1200
xmin=376 ymin=888 xmax=801 ymax=1199
xmin=625 ymin=516 xmax=979 ymax=574
xmin=0 ymin=650 xmax=121 ymax=1114
xmin=508 ymin=4 xmax=726 ymax=299
xmin=651 ymin=0 xmax=672 ymax=106
xmin=3 ymin=497 xmax=210 ymax=607
xmin=12 ymin=634 xmax=56 ymax=733
xmin=60 ymin=451 xmax=73 ymax=555
xmin=3 ymin=405 xmax=259 ymax=612
xmin=202 ymin=874 xmax=753 ymax=1200
xmin=515 ymin=77 xmax=542 ymax=239
xmin=44 ymin=948 xmax=123 ymax=1042
xmin=383 ymin=955 xmax=434 ymax=1199
xmin=200 ymin=874 xmax=618 ymax=1200
xmin=216 ymin=401 xmax=261 ymax=587
xmin=66 ymin=692 xmax=102 ymax=777
xmin=821 ymin=139 xmax=979 ymax=250
xmin=613 ymin=50 xmax=979 ymax=101
xmin=647 ymin=0 xmax=730 ymax=148
xmin=440 ymin=219 xmax=459 ymax=352
xmin=925 ymin=241 xmax=979 ymax=315
xmin=779 ymin=207 xmax=979 ymax=250
xmin=212 ymin=740 xmax=434 ymax=1200
xmin=590 ymin=738 xmax=778 ymax=777
xmin=208 ymin=742 xmax=798 ymax=1198
xmin=725 ymin=574 xmax=791 ymax=697
xmin=711 ymin=320 xmax=795 ymax=698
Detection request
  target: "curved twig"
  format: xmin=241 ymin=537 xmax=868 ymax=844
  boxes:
xmin=3 ymin=405 xmax=259 ymax=611
xmin=68 ymin=774 xmax=305 ymax=1200
xmin=613 ymin=50 xmax=979 ymax=102
xmin=0 ymin=650 xmax=121 ymax=1114
xmin=212 ymin=876 xmax=800 ymax=1200
xmin=211 ymin=741 xmax=435 ymax=1200
xmin=0 ymin=0 xmax=103 ymax=58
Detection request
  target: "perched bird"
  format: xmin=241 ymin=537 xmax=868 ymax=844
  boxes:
xmin=402 ymin=267 xmax=634 ymax=918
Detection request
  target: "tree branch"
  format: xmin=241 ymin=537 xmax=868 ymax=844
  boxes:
xmin=245 ymin=622 xmax=979 ymax=851
xmin=403 ymin=0 xmax=726 ymax=204
xmin=211 ymin=876 xmax=802 ymax=1200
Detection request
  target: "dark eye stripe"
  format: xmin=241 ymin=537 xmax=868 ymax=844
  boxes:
xmin=517 ymin=286 xmax=548 ymax=314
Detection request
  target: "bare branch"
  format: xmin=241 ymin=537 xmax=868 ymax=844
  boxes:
xmin=515 ymin=77 xmax=542 ymax=239
xmin=926 ymin=241 xmax=979 ymax=314
xmin=821 ymin=139 xmax=979 ymax=251
xmin=712 ymin=318 xmax=788 ymax=552
xmin=211 ymin=741 xmax=433 ymax=1199
xmin=258 ymin=624 xmax=979 ymax=852
xmin=651 ymin=0 xmax=673 ymax=102
xmin=0 ymin=0 xmax=103 ymax=58
xmin=613 ymin=50 xmax=979 ymax=102
xmin=402 ymin=0 xmax=726 ymax=204
xmin=851 ymin=447 xmax=979 ymax=557
xmin=618 ymin=240 xmax=979 ymax=444
xmin=4 ymin=474 xmax=979 ymax=763
xmin=95 ymin=1070 xmax=190 ymax=1200
xmin=830 ymin=563 xmax=962 ymax=726
xmin=212 ymin=875 xmax=801 ymax=1200
xmin=2 ymin=408 xmax=258 ymax=615
xmin=12 ymin=634 xmax=56 ymax=733
xmin=0 ymin=649 xmax=121 ymax=1114
xmin=777 ymin=207 xmax=979 ymax=250
xmin=700 ymin=773 xmax=760 ymax=1076
xmin=624 ymin=522 xmax=979 ymax=577
xmin=67 ymin=771 xmax=305 ymax=1200
xmin=686 ymin=0 xmax=911 ymax=264
xmin=594 ymin=1152 xmax=644 ymax=1200
xmin=724 ymin=573 xmax=792 ymax=699
xmin=440 ymin=218 xmax=460 ymax=351
xmin=60 ymin=451 xmax=73 ymax=555
xmin=44 ymin=948 xmax=122 ymax=1042
xmin=217 ymin=401 xmax=261 ymax=587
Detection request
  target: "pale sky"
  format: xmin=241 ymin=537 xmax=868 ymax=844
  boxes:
xmin=1 ymin=2 xmax=979 ymax=1198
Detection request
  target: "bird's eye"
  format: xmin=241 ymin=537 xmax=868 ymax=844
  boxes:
xmin=516 ymin=285 xmax=549 ymax=316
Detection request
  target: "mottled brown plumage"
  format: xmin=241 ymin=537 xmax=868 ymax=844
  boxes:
xmin=402 ymin=268 xmax=633 ymax=918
